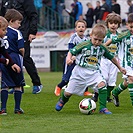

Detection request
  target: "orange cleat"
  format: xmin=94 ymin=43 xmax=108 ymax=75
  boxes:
xmin=84 ymin=91 xmax=93 ymax=96
xmin=54 ymin=86 xmax=61 ymax=96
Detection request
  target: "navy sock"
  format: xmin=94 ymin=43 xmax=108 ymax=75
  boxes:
xmin=14 ymin=90 xmax=22 ymax=110
xmin=58 ymin=80 xmax=68 ymax=88
xmin=1 ymin=90 xmax=8 ymax=110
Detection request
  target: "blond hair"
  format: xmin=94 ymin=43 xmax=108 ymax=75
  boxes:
xmin=75 ymin=20 xmax=87 ymax=28
xmin=0 ymin=16 xmax=8 ymax=28
xmin=91 ymin=24 xmax=107 ymax=38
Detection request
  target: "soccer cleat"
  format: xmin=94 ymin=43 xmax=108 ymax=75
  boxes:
xmin=54 ymin=86 xmax=61 ymax=96
xmin=0 ymin=109 xmax=7 ymax=115
xmin=24 ymin=84 xmax=30 ymax=88
xmin=84 ymin=91 xmax=93 ymax=96
xmin=112 ymin=93 xmax=119 ymax=107
xmin=99 ymin=108 xmax=112 ymax=114
xmin=55 ymin=98 xmax=65 ymax=111
xmin=8 ymin=89 xmax=14 ymax=94
xmin=107 ymin=97 xmax=113 ymax=103
xmin=91 ymin=92 xmax=99 ymax=102
xmin=32 ymin=85 xmax=43 ymax=94
xmin=14 ymin=108 xmax=24 ymax=114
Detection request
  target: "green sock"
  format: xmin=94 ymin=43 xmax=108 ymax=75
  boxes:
xmin=128 ymin=84 xmax=133 ymax=106
xmin=98 ymin=86 xmax=107 ymax=110
xmin=112 ymin=82 xmax=127 ymax=96
xmin=107 ymin=86 xmax=114 ymax=99
xmin=61 ymin=90 xmax=69 ymax=104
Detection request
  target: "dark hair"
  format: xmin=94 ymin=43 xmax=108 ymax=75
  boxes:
xmin=105 ymin=13 xmax=122 ymax=28
xmin=127 ymin=13 xmax=133 ymax=23
xmin=4 ymin=9 xmax=23 ymax=22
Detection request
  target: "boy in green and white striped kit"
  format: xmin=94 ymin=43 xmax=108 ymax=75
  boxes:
xmin=55 ymin=24 xmax=126 ymax=114
xmin=105 ymin=13 xmax=133 ymax=107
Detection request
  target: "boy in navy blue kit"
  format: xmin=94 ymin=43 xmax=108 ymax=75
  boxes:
xmin=54 ymin=20 xmax=92 ymax=97
xmin=0 ymin=9 xmax=25 ymax=115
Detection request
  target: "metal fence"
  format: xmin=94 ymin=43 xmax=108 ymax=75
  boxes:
xmin=37 ymin=4 xmax=75 ymax=31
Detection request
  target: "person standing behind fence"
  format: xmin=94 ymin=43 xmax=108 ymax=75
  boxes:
xmin=85 ymin=2 xmax=94 ymax=28
xmin=126 ymin=0 xmax=133 ymax=15
xmin=111 ymin=0 xmax=121 ymax=15
xmin=73 ymin=0 xmax=83 ymax=22
xmin=65 ymin=3 xmax=75 ymax=28
xmin=14 ymin=0 xmax=43 ymax=94
xmin=97 ymin=0 xmax=111 ymax=23
xmin=94 ymin=1 xmax=101 ymax=24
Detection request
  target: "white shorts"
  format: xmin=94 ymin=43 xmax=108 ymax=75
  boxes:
xmin=100 ymin=57 xmax=119 ymax=86
xmin=122 ymin=66 xmax=133 ymax=79
xmin=65 ymin=65 xmax=106 ymax=96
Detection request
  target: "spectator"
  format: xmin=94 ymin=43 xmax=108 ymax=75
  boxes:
xmin=34 ymin=0 xmax=43 ymax=24
xmin=111 ymin=0 xmax=121 ymax=15
xmin=73 ymin=0 xmax=83 ymax=22
xmin=56 ymin=0 xmax=65 ymax=29
xmin=13 ymin=0 xmax=43 ymax=94
xmin=97 ymin=0 xmax=111 ymax=22
xmin=126 ymin=0 xmax=133 ymax=15
xmin=65 ymin=3 xmax=75 ymax=28
xmin=94 ymin=1 xmax=101 ymax=23
xmin=85 ymin=2 xmax=94 ymax=28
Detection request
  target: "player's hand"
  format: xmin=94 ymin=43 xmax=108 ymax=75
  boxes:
xmin=120 ymin=67 xmax=126 ymax=75
xmin=11 ymin=64 xmax=21 ymax=73
xmin=71 ymin=56 xmax=76 ymax=61
xmin=28 ymin=34 xmax=36 ymax=42
xmin=66 ymin=58 xmax=73 ymax=65
xmin=5 ymin=59 xmax=9 ymax=65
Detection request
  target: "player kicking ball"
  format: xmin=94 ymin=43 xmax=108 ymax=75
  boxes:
xmin=55 ymin=23 xmax=126 ymax=114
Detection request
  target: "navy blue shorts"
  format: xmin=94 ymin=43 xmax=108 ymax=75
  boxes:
xmin=1 ymin=53 xmax=25 ymax=88
xmin=62 ymin=57 xmax=76 ymax=82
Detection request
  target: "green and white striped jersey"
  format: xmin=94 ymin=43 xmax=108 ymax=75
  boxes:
xmin=112 ymin=30 xmax=133 ymax=68
xmin=70 ymin=40 xmax=114 ymax=70
xmin=104 ymin=30 xmax=121 ymax=56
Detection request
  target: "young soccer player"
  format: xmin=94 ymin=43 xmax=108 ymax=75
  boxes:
xmin=105 ymin=13 xmax=133 ymax=107
xmin=92 ymin=13 xmax=122 ymax=102
xmin=0 ymin=16 xmax=20 ymax=71
xmin=55 ymin=23 xmax=126 ymax=114
xmin=54 ymin=20 xmax=92 ymax=97
xmin=0 ymin=9 xmax=25 ymax=115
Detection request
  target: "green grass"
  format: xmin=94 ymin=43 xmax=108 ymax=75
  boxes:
xmin=0 ymin=72 xmax=133 ymax=133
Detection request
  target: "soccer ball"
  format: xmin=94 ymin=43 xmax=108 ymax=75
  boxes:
xmin=79 ymin=98 xmax=96 ymax=115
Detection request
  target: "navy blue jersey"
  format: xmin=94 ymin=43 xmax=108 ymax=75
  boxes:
xmin=1 ymin=26 xmax=25 ymax=88
xmin=68 ymin=33 xmax=88 ymax=49
xmin=4 ymin=26 xmax=24 ymax=55
xmin=62 ymin=33 xmax=88 ymax=82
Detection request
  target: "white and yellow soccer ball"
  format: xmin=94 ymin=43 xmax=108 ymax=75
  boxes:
xmin=79 ymin=98 xmax=96 ymax=115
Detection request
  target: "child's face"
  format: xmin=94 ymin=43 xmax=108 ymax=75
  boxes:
xmin=10 ymin=20 xmax=21 ymax=29
xmin=90 ymin=34 xmax=104 ymax=47
xmin=75 ymin=22 xmax=86 ymax=37
xmin=0 ymin=25 xmax=7 ymax=38
xmin=126 ymin=22 xmax=133 ymax=35
xmin=108 ymin=22 xmax=119 ymax=34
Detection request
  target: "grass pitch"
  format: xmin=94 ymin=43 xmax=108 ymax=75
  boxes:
xmin=0 ymin=72 xmax=133 ymax=133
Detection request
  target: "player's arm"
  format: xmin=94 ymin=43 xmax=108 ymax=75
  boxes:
xmin=104 ymin=39 xmax=112 ymax=46
xmin=19 ymin=48 xmax=25 ymax=57
xmin=111 ymin=57 xmax=126 ymax=75
xmin=105 ymin=31 xmax=130 ymax=46
xmin=66 ymin=52 xmax=73 ymax=65
xmin=0 ymin=46 xmax=21 ymax=73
